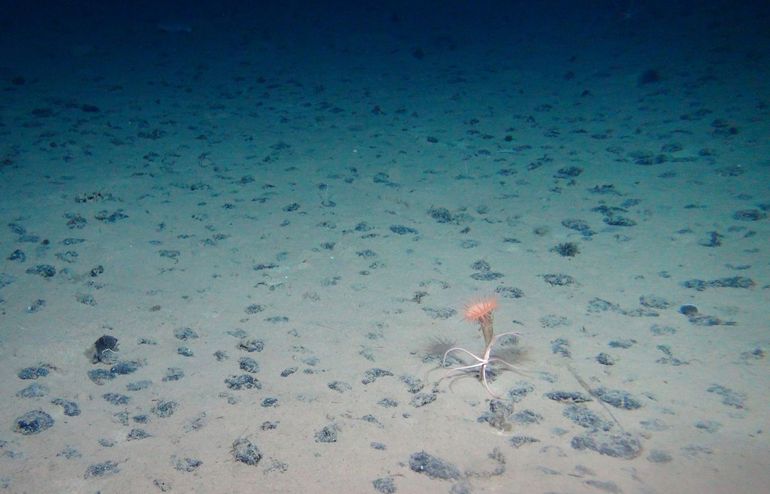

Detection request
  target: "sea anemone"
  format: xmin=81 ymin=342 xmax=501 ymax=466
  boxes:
xmin=464 ymin=298 xmax=498 ymax=322
xmin=440 ymin=298 xmax=526 ymax=398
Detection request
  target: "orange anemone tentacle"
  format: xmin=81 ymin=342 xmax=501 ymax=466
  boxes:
xmin=464 ymin=298 xmax=498 ymax=322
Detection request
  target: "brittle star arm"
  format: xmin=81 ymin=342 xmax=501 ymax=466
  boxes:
xmin=442 ymin=347 xmax=487 ymax=370
xmin=443 ymin=346 xmax=501 ymax=397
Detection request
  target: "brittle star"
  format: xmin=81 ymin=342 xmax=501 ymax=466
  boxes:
xmin=442 ymin=331 xmax=527 ymax=398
